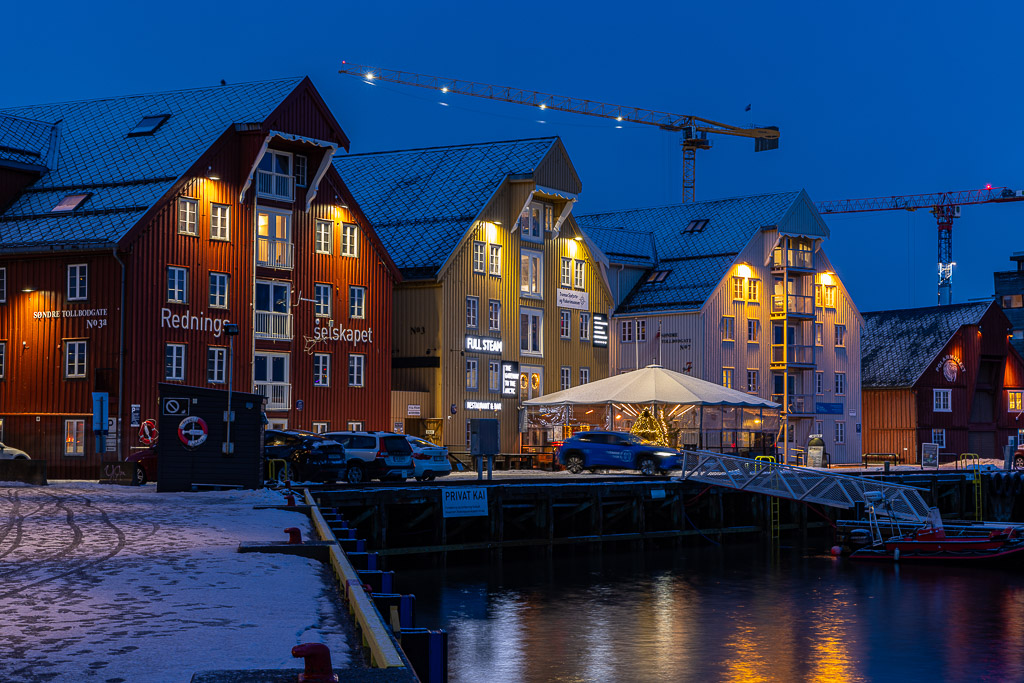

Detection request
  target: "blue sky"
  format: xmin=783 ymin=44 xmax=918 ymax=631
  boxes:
xmin=5 ymin=1 xmax=1023 ymax=312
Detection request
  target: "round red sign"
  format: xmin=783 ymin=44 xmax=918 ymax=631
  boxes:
xmin=177 ymin=416 xmax=208 ymax=450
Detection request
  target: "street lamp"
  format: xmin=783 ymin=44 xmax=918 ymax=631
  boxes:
xmin=223 ymin=323 xmax=240 ymax=455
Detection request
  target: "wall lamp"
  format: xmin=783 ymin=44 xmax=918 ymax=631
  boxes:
xmin=207 ymin=166 xmax=221 ymax=181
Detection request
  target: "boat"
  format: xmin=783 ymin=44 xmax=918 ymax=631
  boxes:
xmin=851 ymin=525 xmax=1024 ymax=564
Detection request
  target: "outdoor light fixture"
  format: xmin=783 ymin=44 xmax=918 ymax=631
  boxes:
xmin=442 ymin=86 xmax=449 ymax=93
xmin=568 ymin=238 xmax=578 ymax=258
xmin=21 ymin=286 xmax=35 ymax=293
xmin=487 ymin=222 xmax=498 ymax=242
xmin=821 ymin=271 xmax=834 ymax=286
xmin=737 ymin=263 xmax=752 ymax=278
xmin=207 ymin=166 xmax=220 ymax=181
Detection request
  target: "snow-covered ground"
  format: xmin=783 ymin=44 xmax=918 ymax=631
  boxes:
xmin=0 ymin=482 xmax=353 ymax=682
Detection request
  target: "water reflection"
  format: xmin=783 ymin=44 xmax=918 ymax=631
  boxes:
xmin=397 ymin=545 xmax=1024 ymax=682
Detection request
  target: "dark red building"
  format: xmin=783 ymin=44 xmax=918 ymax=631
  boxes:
xmin=0 ymin=78 xmax=398 ymax=478
xmin=861 ymin=301 xmax=1024 ymax=462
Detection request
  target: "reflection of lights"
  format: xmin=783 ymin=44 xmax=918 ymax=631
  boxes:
xmin=615 ymin=414 xmax=622 ymax=420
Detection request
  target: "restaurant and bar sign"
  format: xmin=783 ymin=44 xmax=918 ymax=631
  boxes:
xmin=593 ymin=313 xmax=609 ymax=347
xmin=465 ymin=335 xmax=503 ymax=354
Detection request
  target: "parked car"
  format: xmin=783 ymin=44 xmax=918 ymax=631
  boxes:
xmin=406 ymin=436 xmax=452 ymax=481
xmin=263 ymin=430 xmax=346 ymax=484
xmin=125 ymin=447 xmax=157 ymax=484
xmin=324 ymin=431 xmax=414 ymax=484
xmin=0 ymin=442 xmax=30 ymax=460
xmin=555 ymin=431 xmax=681 ymax=475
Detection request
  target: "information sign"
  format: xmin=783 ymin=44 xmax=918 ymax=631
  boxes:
xmin=441 ymin=487 xmax=488 ymax=518
xmin=921 ymin=442 xmax=940 ymax=469
xmin=502 ymin=361 xmax=519 ymax=397
xmin=593 ymin=313 xmax=609 ymax=348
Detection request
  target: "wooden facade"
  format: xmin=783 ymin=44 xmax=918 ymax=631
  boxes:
xmin=0 ymin=79 xmax=397 ymax=478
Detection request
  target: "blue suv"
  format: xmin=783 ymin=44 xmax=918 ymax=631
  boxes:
xmin=556 ymin=431 xmax=681 ymax=475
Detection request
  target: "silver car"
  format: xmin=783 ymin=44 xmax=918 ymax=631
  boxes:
xmin=0 ymin=442 xmax=30 ymax=460
xmin=406 ymin=436 xmax=452 ymax=481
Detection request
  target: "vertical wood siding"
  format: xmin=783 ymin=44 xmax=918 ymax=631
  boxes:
xmin=862 ymin=388 xmax=917 ymax=461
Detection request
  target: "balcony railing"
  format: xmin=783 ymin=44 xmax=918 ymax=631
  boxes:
xmin=772 ymin=247 xmax=815 ymax=271
xmin=771 ymin=343 xmax=815 ymax=366
xmin=255 ymin=311 xmax=293 ymax=340
xmin=254 ymin=382 xmax=291 ymax=411
xmin=771 ymin=293 xmax=815 ymax=318
xmin=256 ymin=170 xmax=293 ymax=201
xmin=771 ymin=393 xmax=816 ymax=416
xmin=256 ymin=237 xmax=294 ymax=269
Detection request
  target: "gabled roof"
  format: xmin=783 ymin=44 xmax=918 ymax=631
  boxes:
xmin=861 ymin=301 xmax=993 ymax=387
xmin=334 ymin=137 xmax=559 ymax=276
xmin=579 ymin=190 xmax=807 ymax=314
xmin=0 ymin=78 xmax=304 ymax=251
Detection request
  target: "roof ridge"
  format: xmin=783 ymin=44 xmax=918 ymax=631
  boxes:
xmin=863 ymin=300 xmax=991 ymax=317
xmin=578 ymin=189 xmax=803 ymax=218
xmin=0 ymin=77 xmax=305 ymax=111
xmin=342 ymin=135 xmax=559 ymax=158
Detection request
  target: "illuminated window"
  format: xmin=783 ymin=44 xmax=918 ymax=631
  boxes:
xmin=64 ymin=419 xmax=86 ymax=456
xmin=560 ymin=309 xmax=571 ymax=339
xmin=815 ymin=285 xmax=822 ymax=308
xmin=165 ymin=343 xmax=185 ymax=381
xmin=823 ymin=285 xmax=837 ymax=308
xmin=314 ymin=353 xmax=330 ymax=387
xmin=349 ymin=286 xmax=365 ymax=319
xmin=747 ymin=319 xmax=759 ymax=343
xmin=1009 ymin=391 xmax=1023 ymax=411
xmin=348 ymin=354 xmax=365 ymax=387
xmin=466 ymin=357 xmax=478 ymax=390
xmin=520 ymin=249 xmax=543 ymax=297
xmin=814 ymin=322 xmax=823 ymax=346
xmin=67 ymin=264 xmax=88 ymax=301
xmin=574 ymin=260 xmax=585 ymax=289
xmin=747 ymin=278 xmax=760 ymax=302
xmin=722 ymin=316 xmax=735 ymax=342
xmin=257 ymin=208 xmax=292 ymax=268
xmin=211 ymin=204 xmax=230 ymax=241
xmin=580 ymin=312 xmax=591 ymax=341
xmin=466 ymin=296 xmax=479 ymax=329
xmin=167 ymin=266 xmax=188 ymax=303
xmin=52 ymin=193 xmax=90 ymax=212
xmin=933 ymin=388 xmax=951 ymax=412
xmin=561 ymin=257 xmax=572 ymax=287
xmin=209 ymin=272 xmax=228 ymax=309
xmin=315 ymin=220 xmax=333 ymax=254
xmin=518 ymin=201 xmax=549 ymax=242
xmin=722 ymin=367 xmax=734 ymax=389
xmin=1002 ymin=295 xmax=1023 ymax=309
xmin=64 ymin=340 xmax=87 ymax=378
xmin=473 ymin=242 xmax=486 ymax=273
xmin=341 ymin=223 xmax=359 ymax=257
xmin=747 ymin=369 xmax=759 ymax=392
xmin=177 ymin=198 xmax=198 ymax=236
xmin=314 ymin=283 xmax=331 ymax=317
xmin=128 ymin=114 xmax=169 ymax=136
xmin=733 ymin=277 xmax=744 ymax=300
xmin=520 ymin=308 xmax=543 ymax=355
xmin=489 ymin=244 xmax=501 ymax=276
xmin=207 ymin=347 xmax=226 ymax=383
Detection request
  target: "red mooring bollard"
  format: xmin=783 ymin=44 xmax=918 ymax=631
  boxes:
xmin=285 ymin=527 xmax=302 ymax=544
xmin=286 ymin=492 xmax=296 ymax=507
xmin=291 ymin=642 xmax=338 ymax=683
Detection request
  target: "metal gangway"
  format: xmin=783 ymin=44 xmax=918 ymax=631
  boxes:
xmin=674 ymin=450 xmax=932 ymax=523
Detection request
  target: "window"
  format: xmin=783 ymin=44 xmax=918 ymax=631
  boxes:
xmin=489 ymin=360 xmax=501 ymax=392
xmin=473 ymin=242 xmax=486 ymax=273
xmin=835 ymin=372 xmax=846 ymax=396
xmin=347 ymin=421 xmax=364 ymax=431
xmin=209 ymin=272 xmax=228 ymax=309
xmin=636 ymin=320 xmax=646 ymax=342
xmin=167 ymin=266 xmax=188 ymax=303
xmin=580 ymin=367 xmax=590 ymax=385
xmin=931 ymin=428 xmax=946 ymax=449
xmin=211 ymin=203 xmax=230 ymax=241
xmin=67 ymin=264 xmax=88 ymax=301
xmin=165 ymin=344 xmax=185 ymax=381
xmin=682 ymin=219 xmax=708 ymax=234
xmin=815 ymin=284 xmax=822 ymax=308
xmin=747 ymin=369 xmax=759 ymax=393
xmin=177 ymin=198 xmax=198 ymax=236
xmin=561 ymin=366 xmax=571 ymax=391
xmin=466 ymin=357 xmax=478 ymax=390
xmin=65 ymin=420 xmax=86 ymax=456
xmin=934 ymin=388 xmax=951 ymax=412
xmin=1010 ymin=390 xmax=1023 ymax=411
xmin=835 ymin=324 xmax=846 ymax=348
xmin=816 ymin=371 xmax=824 ymax=394
xmin=314 ymin=353 xmax=330 ymax=387
xmin=294 ymin=154 xmax=308 ymax=188
xmin=815 ymin=420 xmax=824 ymax=437
xmin=835 ymin=421 xmax=846 ymax=445
xmin=647 ymin=270 xmax=670 ymax=283
xmin=312 ymin=422 xmax=328 ymax=434
xmin=348 ymin=354 xmax=365 ymax=387
xmin=823 ymin=285 xmax=837 ymax=308
xmin=207 ymin=347 xmax=226 ymax=383
xmin=560 ymin=310 xmax=571 ymax=339
xmin=621 ymin=320 xmax=634 ymax=343
xmin=722 ymin=367 xmax=734 ymax=389
xmin=518 ymin=201 xmax=549 ymax=241
xmin=732 ymin=276 xmax=744 ymax=300
xmin=255 ymin=280 xmax=291 ymax=340
xmin=466 ymin=296 xmax=479 ymax=329
xmin=314 ymin=283 xmax=331 ymax=318
xmin=0 ymin=267 xmax=5 ymax=302
xmin=489 ymin=244 xmax=501 ymax=276
xmin=747 ymin=278 xmax=760 ymax=302
xmin=1002 ymin=295 xmax=1023 ymax=309
xmin=520 ymin=308 xmax=543 ymax=355
xmin=256 ymin=150 xmax=293 ymax=201
xmin=466 ymin=419 xmax=473 ymax=447
xmin=349 ymin=286 xmax=365 ymax=319
xmin=128 ymin=114 xmax=169 ymax=136
xmin=520 ymin=249 xmax=543 ymax=296
xmin=561 ymin=257 xmax=572 ymax=287
xmin=489 ymin=300 xmax=501 ymax=332
xmin=315 ymin=220 xmax=333 ymax=254
xmin=257 ymin=208 xmax=293 ymax=268
xmin=580 ymin=312 xmax=591 ymax=341
xmin=64 ymin=340 xmax=86 ymax=378
xmin=52 ymin=193 xmax=90 ymax=212
xmin=722 ymin=316 xmax=735 ymax=342
xmin=747 ymin=319 xmax=759 ymax=343
xmin=0 ymin=341 xmax=5 ymax=379
xmin=341 ymin=223 xmax=359 ymax=257
xmin=814 ymin=322 xmax=823 ymax=346
xmin=574 ymin=260 xmax=585 ymax=289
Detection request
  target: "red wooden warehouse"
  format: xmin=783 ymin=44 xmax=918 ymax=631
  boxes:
xmin=0 ymin=77 xmax=397 ymax=478
xmin=861 ymin=301 xmax=1024 ymax=462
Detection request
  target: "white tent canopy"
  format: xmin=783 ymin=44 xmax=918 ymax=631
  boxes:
xmin=523 ymin=364 xmax=780 ymax=408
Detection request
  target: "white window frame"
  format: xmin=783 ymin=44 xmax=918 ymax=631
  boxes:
xmin=473 ymin=241 xmax=486 ymax=273
xmin=489 ymin=360 xmax=501 ymax=392
xmin=64 ymin=419 xmax=86 ymax=456
xmin=466 ymin=357 xmax=479 ymax=390
xmin=489 ymin=244 xmax=501 ymax=276
xmin=466 ymin=296 xmax=479 ymax=329
xmin=256 ymin=150 xmax=294 ymax=201
xmin=621 ymin=320 xmax=634 ymax=343
xmin=560 ymin=366 xmax=571 ymax=391
xmin=167 ymin=266 xmax=188 ymax=303
xmin=518 ymin=201 xmax=548 ymax=242
xmin=816 ymin=371 xmax=824 ymax=395
xmin=256 ymin=208 xmax=293 ymax=269
xmin=636 ymin=320 xmax=646 ymax=342
xmin=312 ymin=421 xmax=328 ymax=434
xmin=574 ymin=259 xmax=585 ymax=289
xmin=520 ymin=307 xmax=543 ymax=356
xmin=823 ymin=285 xmax=837 ymax=308
xmin=64 ymin=340 xmax=87 ymax=378
xmin=67 ymin=263 xmax=88 ymax=301
xmin=1009 ymin=390 xmax=1023 ymax=412
xmin=210 ymin=203 xmax=230 ymax=241
xmin=835 ymin=372 xmax=847 ymax=396
xmin=747 ymin=319 xmax=759 ymax=343
xmin=209 ymin=272 xmax=228 ymax=309
xmin=579 ymin=367 xmax=590 ymax=385
xmin=347 ymin=420 xmax=364 ymax=431
xmin=835 ymin=324 xmax=846 ymax=348
xmin=560 ymin=309 xmax=571 ymax=339
xmin=341 ymin=223 xmax=359 ymax=258
xmin=177 ymin=197 xmax=198 ymax=236
xmin=835 ymin=421 xmax=846 ymax=445
xmin=732 ymin=276 xmax=744 ymax=301
xmin=349 ymin=286 xmax=365 ymax=319
xmin=934 ymin=388 xmax=951 ymax=412
xmin=295 ymin=154 xmax=308 ymax=188
xmin=489 ymin=299 xmax=501 ymax=332
xmin=815 ymin=322 xmax=823 ymax=347
xmin=722 ymin=367 xmax=734 ymax=389
xmin=580 ymin=312 xmax=591 ymax=341
xmin=314 ymin=283 xmax=332 ymax=318
xmin=315 ymin=220 xmax=333 ymax=255
xmin=931 ymin=428 xmax=946 ymax=449
xmin=722 ymin=315 xmax=735 ymax=342
xmin=747 ymin=278 xmax=760 ymax=302
xmin=747 ymin=369 xmax=759 ymax=393
xmin=348 ymin=353 xmax=365 ymax=387
xmin=314 ymin=353 xmax=331 ymax=387
xmin=520 ymin=249 xmax=543 ymax=297
xmin=165 ymin=343 xmax=185 ymax=381
xmin=207 ymin=346 xmax=227 ymax=384
xmin=561 ymin=257 xmax=572 ymax=287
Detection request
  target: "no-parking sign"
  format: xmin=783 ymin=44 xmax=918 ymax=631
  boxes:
xmin=177 ymin=416 xmax=208 ymax=450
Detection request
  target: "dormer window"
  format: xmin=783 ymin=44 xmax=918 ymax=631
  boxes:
xmin=646 ymin=270 xmax=670 ymax=283
xmin=256 ymin=150 xmax=294 ymax=201
xmin=128 ymin=114 xmax=170 ymax=137
xmin=52 ymin=194 xmax=90 ymax=213
xmin=682 ymin=219 xmax=708 ymax=234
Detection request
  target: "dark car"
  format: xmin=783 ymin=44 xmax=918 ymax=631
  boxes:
xmin=264 ymin=429 xmax=346 ymax=484
xmin=555 ymin=431 xmax=681 ymax=475
xmin=125 ymin=447 xmax=157 ymax=484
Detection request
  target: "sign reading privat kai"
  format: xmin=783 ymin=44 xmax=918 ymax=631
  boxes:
xmin=441 ymin=487 xmax=488 ymax=517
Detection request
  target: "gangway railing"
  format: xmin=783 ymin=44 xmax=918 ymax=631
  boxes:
xmin=674 ymin=450 xmax=932 ymax=523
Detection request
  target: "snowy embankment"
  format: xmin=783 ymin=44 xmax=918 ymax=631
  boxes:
xmin=0 ymin=482 xmax=351 ymax=682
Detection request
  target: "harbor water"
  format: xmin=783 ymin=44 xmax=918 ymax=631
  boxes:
xmin=398 ymin=541 xmax=1024 ymax=682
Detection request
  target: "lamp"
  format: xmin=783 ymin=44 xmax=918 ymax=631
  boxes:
xmin=207 ymin=165 xmax=221 ymax=181
xmin=223 ymin=323 xmax=240 ymax=456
